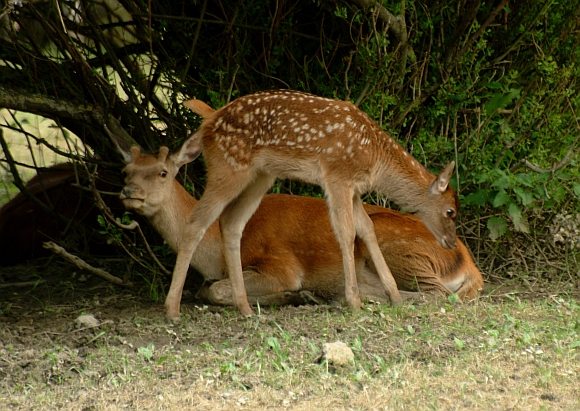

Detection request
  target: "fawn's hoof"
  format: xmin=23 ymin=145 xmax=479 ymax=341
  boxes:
xmin=165 ymin=307 xmax=181 ymax=321
xmin=238 ymin=304 xmax=254 ymax=317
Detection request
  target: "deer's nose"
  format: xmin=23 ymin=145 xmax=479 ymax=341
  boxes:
xmin=120 ymin=186 xmax=138 ymax=199
xmin=441 ymin=236 xmax=458 ymax=250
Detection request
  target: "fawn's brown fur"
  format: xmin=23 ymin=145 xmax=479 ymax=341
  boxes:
xmin=164 ymin=90 xmax=458 ymax=318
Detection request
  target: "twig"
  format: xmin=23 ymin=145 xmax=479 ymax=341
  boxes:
xmin=510 ymin=96 xmax=580 ymax=173
xmin=43 ymin=241 xmax=131 ymax=286
xmin=131 ymin=13 xmax=322 ymax=41
xmin=510 ymin=155 xmax=580 ymax=174
xmin=514 ymin=245 xmax=529 ymax=273
xmin=354 ymin=70 xmax=379 ymax=107
xmin=343 ymin=51 xmax=356 ymax=100
xmin=0 ymin=130 xmax=57 ymax=215
xmin=54 ymin=0 xmax=68 ymax=34
xmin=0 ymin=280 xmax=47 ymax=289
xmin=70 ymin=183 xmax=119 ymax=197
xmin=7 ymin=111 xmax=52 ymax=207
xmin=179 ymin=0 xmax=208 ymax=87
xmin=227 ymin=64 xmax=240 ymax=104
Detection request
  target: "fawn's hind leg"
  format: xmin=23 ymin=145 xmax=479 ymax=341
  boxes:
xmin=324 ymin=184 xmax=361 ymax=310
xmin=219 ymin=173 xmax=277 ymax=315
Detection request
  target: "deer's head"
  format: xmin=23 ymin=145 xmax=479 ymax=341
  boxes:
xmin=416 ymin=162 xmax=459 ymax=250
xmin=115 ymin=136 xmax=202 ymax=217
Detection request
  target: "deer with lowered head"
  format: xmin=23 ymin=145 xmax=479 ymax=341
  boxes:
xmin=163 ymin=90 xmax=458 ymax=318
xmin=117 ymin=143 xmax=482 ymax=307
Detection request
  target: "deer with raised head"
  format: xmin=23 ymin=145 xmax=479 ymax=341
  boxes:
xmin=166 ymin=90 xmax=457 ymax=318
xmin=117 ymin=143 xmax=482 ymax=307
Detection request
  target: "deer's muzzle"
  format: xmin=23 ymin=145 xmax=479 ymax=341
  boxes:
xmin=120 ymin=186 xmax=140 ymax=200
xmin=440 ymin=236 xmax=458 ymax=250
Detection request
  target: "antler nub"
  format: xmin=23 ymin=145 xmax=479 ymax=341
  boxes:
xmin=158 ymin=146 xmax=170 ymax=162
xmin=130 ymin=146 xmax=141 ymax=159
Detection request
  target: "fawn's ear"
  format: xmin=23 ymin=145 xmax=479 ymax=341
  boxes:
xmin=171 ymin=134 xmax=202 ymax=168
xmin=183 ymin=99 xmax=216 ymax=118
xmin=170 ymin=99 xmax=213 ymax=168
xmin=430 ymin=161 xmax=455 ymax=194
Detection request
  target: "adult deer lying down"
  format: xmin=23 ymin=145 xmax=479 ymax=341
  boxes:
xmin=169 ymin=90 xmax=458 ymax=318
xmin=118 ymin=145 xmax=482 ymax=308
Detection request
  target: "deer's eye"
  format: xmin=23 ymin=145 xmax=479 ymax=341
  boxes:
xmin=160 ymin=170 xmax=168 ymax=178
xmin=446 ymin=209 xmax=456 ymax=218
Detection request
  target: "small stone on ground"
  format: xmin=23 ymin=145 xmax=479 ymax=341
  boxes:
xmin=322 ymin=341 xmax=354 ymax=365
xmin=75 ymin=314 xmax=99 ymax=328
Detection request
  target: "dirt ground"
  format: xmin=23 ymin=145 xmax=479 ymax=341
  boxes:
xmin=1 ymin=257 xmax=579 ymax=411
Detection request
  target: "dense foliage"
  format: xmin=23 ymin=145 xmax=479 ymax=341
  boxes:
xmin=1 ymin=0 xmax=579 ymax=277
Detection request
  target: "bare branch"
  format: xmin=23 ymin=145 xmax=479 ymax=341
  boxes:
xmin=342 ymin=0 xmax=406 ymax=44
xmin=0 ymin=85 xmax=96 ymax=124
xmin=446 ymin=0 xmax=510 ymax=73
xmin=394 ymin=0 xmax=509 ymax=126
xmin=43 ymin=241 xmax=131 ymax=286
xmin=511 ymin=95 xmax=580 ymax=174
xmin=0 ymin=85 xmax=134 ymax=148
xmin=0 ymin=280 xmax=46 ymax=289
xmin=0 ymin=129 xmax=55 ymax=215
xmin=179 ymin=0 xmax=208 ymax=86
xmin=131 ymin=12 xmax=323 ymax=41
xmin=510 ymin=147 xmax=580 ymax=174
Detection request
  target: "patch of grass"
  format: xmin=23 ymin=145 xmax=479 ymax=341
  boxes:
xmin=1 ymin=292 xmax=580 ymax=410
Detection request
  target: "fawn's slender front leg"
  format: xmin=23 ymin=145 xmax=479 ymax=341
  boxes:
xmin=167 ymin=198 xmax=225 ymax=319
xmin=352 ymin=197 xmax=402 ymax=305
xmin=166 ymin=173 xmax=252 ymax=319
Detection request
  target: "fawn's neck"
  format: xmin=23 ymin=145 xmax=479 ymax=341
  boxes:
xmin=372 ymin=131 xmax=436 ymax=213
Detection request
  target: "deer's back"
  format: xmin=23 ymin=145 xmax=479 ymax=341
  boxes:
xmin=199 ymin=90 xmax=410 ymax=182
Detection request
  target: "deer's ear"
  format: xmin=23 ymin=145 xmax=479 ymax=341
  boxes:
xmin=171 ymin=134 xmax=202 ymax=168
xmin=430 ymin=161 xmax=455 ymax=194
xmin=115 ymin=144 xmax=134 ymax=164
xmin=105 ymin=125 xmax=137 ymax=164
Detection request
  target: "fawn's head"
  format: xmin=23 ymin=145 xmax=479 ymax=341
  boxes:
xmin=415 ymin=162 xmax=459 ymax=250
xmin=116 ymin=138 xmax=202 ymax=217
